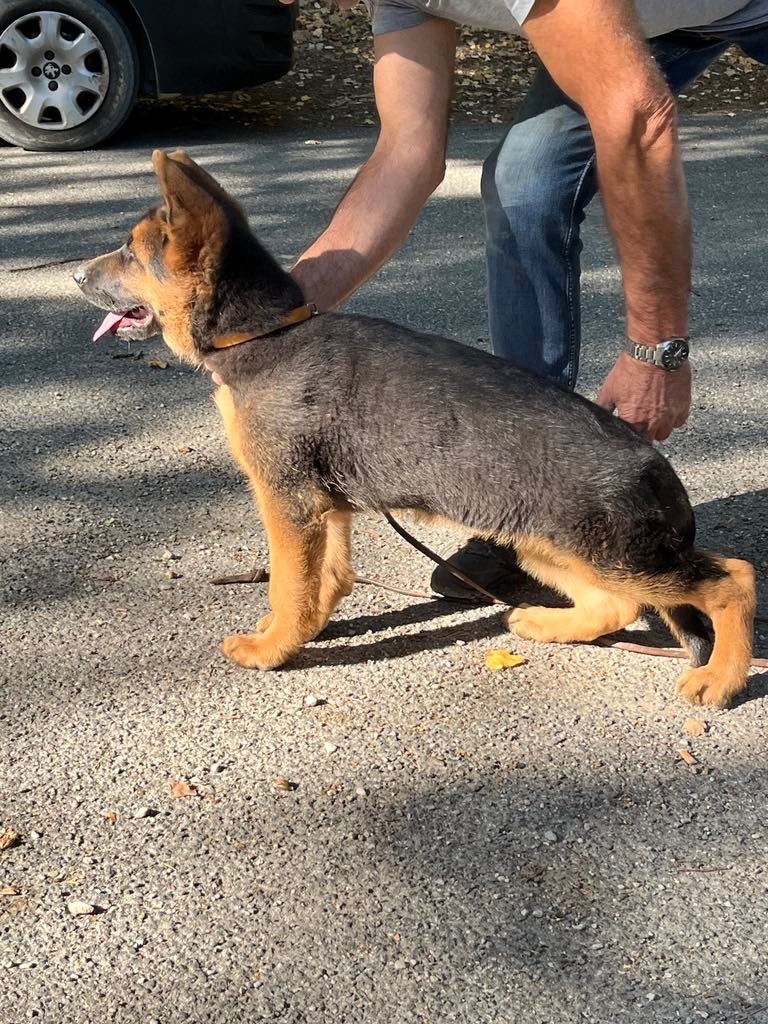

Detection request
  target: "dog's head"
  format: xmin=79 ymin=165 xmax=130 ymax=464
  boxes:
xmin=74 ymin=150 xmax=293 ymax=364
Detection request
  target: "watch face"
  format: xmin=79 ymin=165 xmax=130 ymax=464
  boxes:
xmin=660 ymin=339 xmax=689 ymax=370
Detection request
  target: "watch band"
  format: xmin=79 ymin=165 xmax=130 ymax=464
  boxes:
xmin=627 ymin=340 xmax=662 ymax=366
xmin=626 ymin=337 xmax=689 ymax=370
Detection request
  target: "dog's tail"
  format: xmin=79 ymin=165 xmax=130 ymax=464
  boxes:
xmin=659 ymin=604 xmax=714 ymax=667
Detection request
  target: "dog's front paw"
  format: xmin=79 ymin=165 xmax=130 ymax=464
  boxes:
xmin=221 ymin=633 xmax=288 ymax=670
xmin=256 ymin=612 xmax=274 ymax=633
xmin=676 ymin=666 xmax=745 ymax=708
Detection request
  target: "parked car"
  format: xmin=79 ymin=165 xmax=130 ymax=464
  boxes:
xmin=0 ymin=0 xmax=296 ymax=151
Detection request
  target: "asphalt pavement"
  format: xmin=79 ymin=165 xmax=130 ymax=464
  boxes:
xmin=1 ymin=110 xmax=767 ymax=1024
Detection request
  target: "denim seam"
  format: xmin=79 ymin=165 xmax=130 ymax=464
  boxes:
xmin=563 ymin=152 xmax=596 ymax=390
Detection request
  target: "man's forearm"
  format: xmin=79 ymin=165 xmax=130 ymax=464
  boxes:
xmin=593 ymin=96 xmax=691 ymax=345
xmin=290 ymin=143 xmax=444 ymax=310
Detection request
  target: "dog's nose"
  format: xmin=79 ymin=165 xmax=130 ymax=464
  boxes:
xmin=72 ymin=266 xmax=87 ymax=287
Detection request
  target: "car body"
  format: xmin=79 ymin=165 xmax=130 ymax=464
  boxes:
xmin=123 ymin=0 xmax=295 ymax=95
xmin=0 ymin=0 xmax=296 ymax=151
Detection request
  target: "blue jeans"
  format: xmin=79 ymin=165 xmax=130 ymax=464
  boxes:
xmin=481 ymin=25 xmax=768 ymax=388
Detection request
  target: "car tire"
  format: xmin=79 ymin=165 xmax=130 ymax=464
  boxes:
xmin=0 ymin=0 xmax=138 ymax=151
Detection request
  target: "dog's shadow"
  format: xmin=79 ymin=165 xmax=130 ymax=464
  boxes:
xmin=247 ymin=487 xmax=768 ymax=684
xmin=289 ymin=596 xmax=768 ymax=704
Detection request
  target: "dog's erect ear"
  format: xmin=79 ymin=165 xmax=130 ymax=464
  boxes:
xmin=167 ymin=149 xmax=245 ymax=214
xmin=152 ymin=149 xmax=216 ymax=228
xmin=152 ymin=149 xmax=246 ymax=237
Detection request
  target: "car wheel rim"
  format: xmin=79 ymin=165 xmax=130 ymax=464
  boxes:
xmin=0 ymin=10 xmax=110 ymax=131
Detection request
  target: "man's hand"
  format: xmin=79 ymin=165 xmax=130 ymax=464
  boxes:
xmin=596 ymin=352 xmax=691 ymax=441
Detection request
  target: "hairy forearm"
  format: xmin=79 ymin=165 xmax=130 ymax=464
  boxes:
xmin=290 ymin=143 xmax=444 ymax=310
xmin=594 ymin=97 xmax=691 ymax=344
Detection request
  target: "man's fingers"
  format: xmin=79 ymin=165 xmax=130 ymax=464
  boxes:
xmin=673 ymin=408 xmax=690 ymax=428
xmin=651 ymin=419 xmax=675 ymax=442
xmin=595 ymin=383 xmax=616 ymax=413
xmin=630 ymin=418 xmax=653 ymax=439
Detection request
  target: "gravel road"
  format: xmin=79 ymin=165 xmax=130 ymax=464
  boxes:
xmin=1 ymin=112 xmax=767 ymax=1024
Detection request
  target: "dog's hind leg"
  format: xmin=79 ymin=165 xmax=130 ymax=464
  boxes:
xmin=505 ymin=538 xmax=642 ymax=644
xmin=669 ymin=556 xmax=756 ymax=708
xmin=221 ymin=490 xmax=329 ymax=670
xmin=658 ymin=605 xmax=713 ymax=668
xmin=316 ymin=510 xmax=355 ymax=626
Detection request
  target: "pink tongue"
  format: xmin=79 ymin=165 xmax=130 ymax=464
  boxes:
xmin=93 ymin=312 xmax=126 ymax=342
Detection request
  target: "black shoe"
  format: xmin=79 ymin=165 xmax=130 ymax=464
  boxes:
xmin=430 ymin=538 xmax=521 ymax=601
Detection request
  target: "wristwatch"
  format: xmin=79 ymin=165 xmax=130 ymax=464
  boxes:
xmin=626 ymin=337 xmax=690 ymax=371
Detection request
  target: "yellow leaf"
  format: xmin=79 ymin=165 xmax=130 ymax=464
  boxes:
xmin=485 ymin=650 xmax=527 ymax=671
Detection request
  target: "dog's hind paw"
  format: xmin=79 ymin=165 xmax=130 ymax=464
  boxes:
xmin=676 ymin=666 xmax=745 ymax=708
xmin=505 ymin=604 xmax=577 ymax=644
xmin=221 ymin=633 xmax=289 ymax=670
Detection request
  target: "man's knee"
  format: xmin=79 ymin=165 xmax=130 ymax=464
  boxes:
xmin=482 ymin=109 xmax=594 ymax=226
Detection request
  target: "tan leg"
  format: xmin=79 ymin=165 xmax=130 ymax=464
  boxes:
xmin=316 ymin=510 xmax=355 ymax=626
xmin=253 ymin=512 xmax=353 ymax=638
xmin=675 ymin=557 xmax=756 ymax=707
xmin=505 ymin=540 xmax=641 ymax=643
xmin=221 ymin=492 xmax=328 ymax=670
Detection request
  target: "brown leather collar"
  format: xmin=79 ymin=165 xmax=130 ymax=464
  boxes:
xmin=211 ymin=302 xmax=318 ymax=350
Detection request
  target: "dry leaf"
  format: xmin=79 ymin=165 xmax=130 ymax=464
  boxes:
xmin=169 ymin=780 xmax=199 ymax=799
xmin=677 ymin=749 xmax=699 ymax=767
xmin=519 ymin=862 xmax=546 ymax=883
xmin=0 ymin=830 xmax=21 ymax=851
xmin=147 ymin=359 xmax=169 ymax=369
xmin=104 ymin=811 xmax=118 ymax=825
xmin=0 ymin=885 xmax=21 ymax=896
xmin=683 ymin=719 xmax=709 ymax=737
xmin=485 ymin=650 xmax=528 ymax=671
xmin=273 ymin=776 xmax=298 ymax=792
xmin=67 ymin=900 xmax=96 ymax=916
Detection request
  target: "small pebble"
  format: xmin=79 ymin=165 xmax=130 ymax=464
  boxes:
xmin=354 ymin=785 xmax=369 ymax=798
xmin=67 ymin=900 xmax=95 ymax=917
xmin=133 ymin=807 xmax=157 ymax=819
xmin=323 ymin=742 xmax=338 ymax=755
xmin=543 ymin=830 xmax=558 ymax=843
xmin=210 ymin=762 xmax=227 ymax=775
xmin=273 ymin=776 xmax=298 ymax=792
xmin=303 ymin=694 xmax=325 ymax=708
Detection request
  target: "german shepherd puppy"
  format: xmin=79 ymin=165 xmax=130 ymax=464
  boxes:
xmin=74 ymin=150 xmax=756 ymax=707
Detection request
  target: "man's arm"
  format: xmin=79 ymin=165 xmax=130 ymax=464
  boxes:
xmin=290 ymin=19 xmax=456 ymax=310
xmin=524 ymin=0 xmax=692 ymax=440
